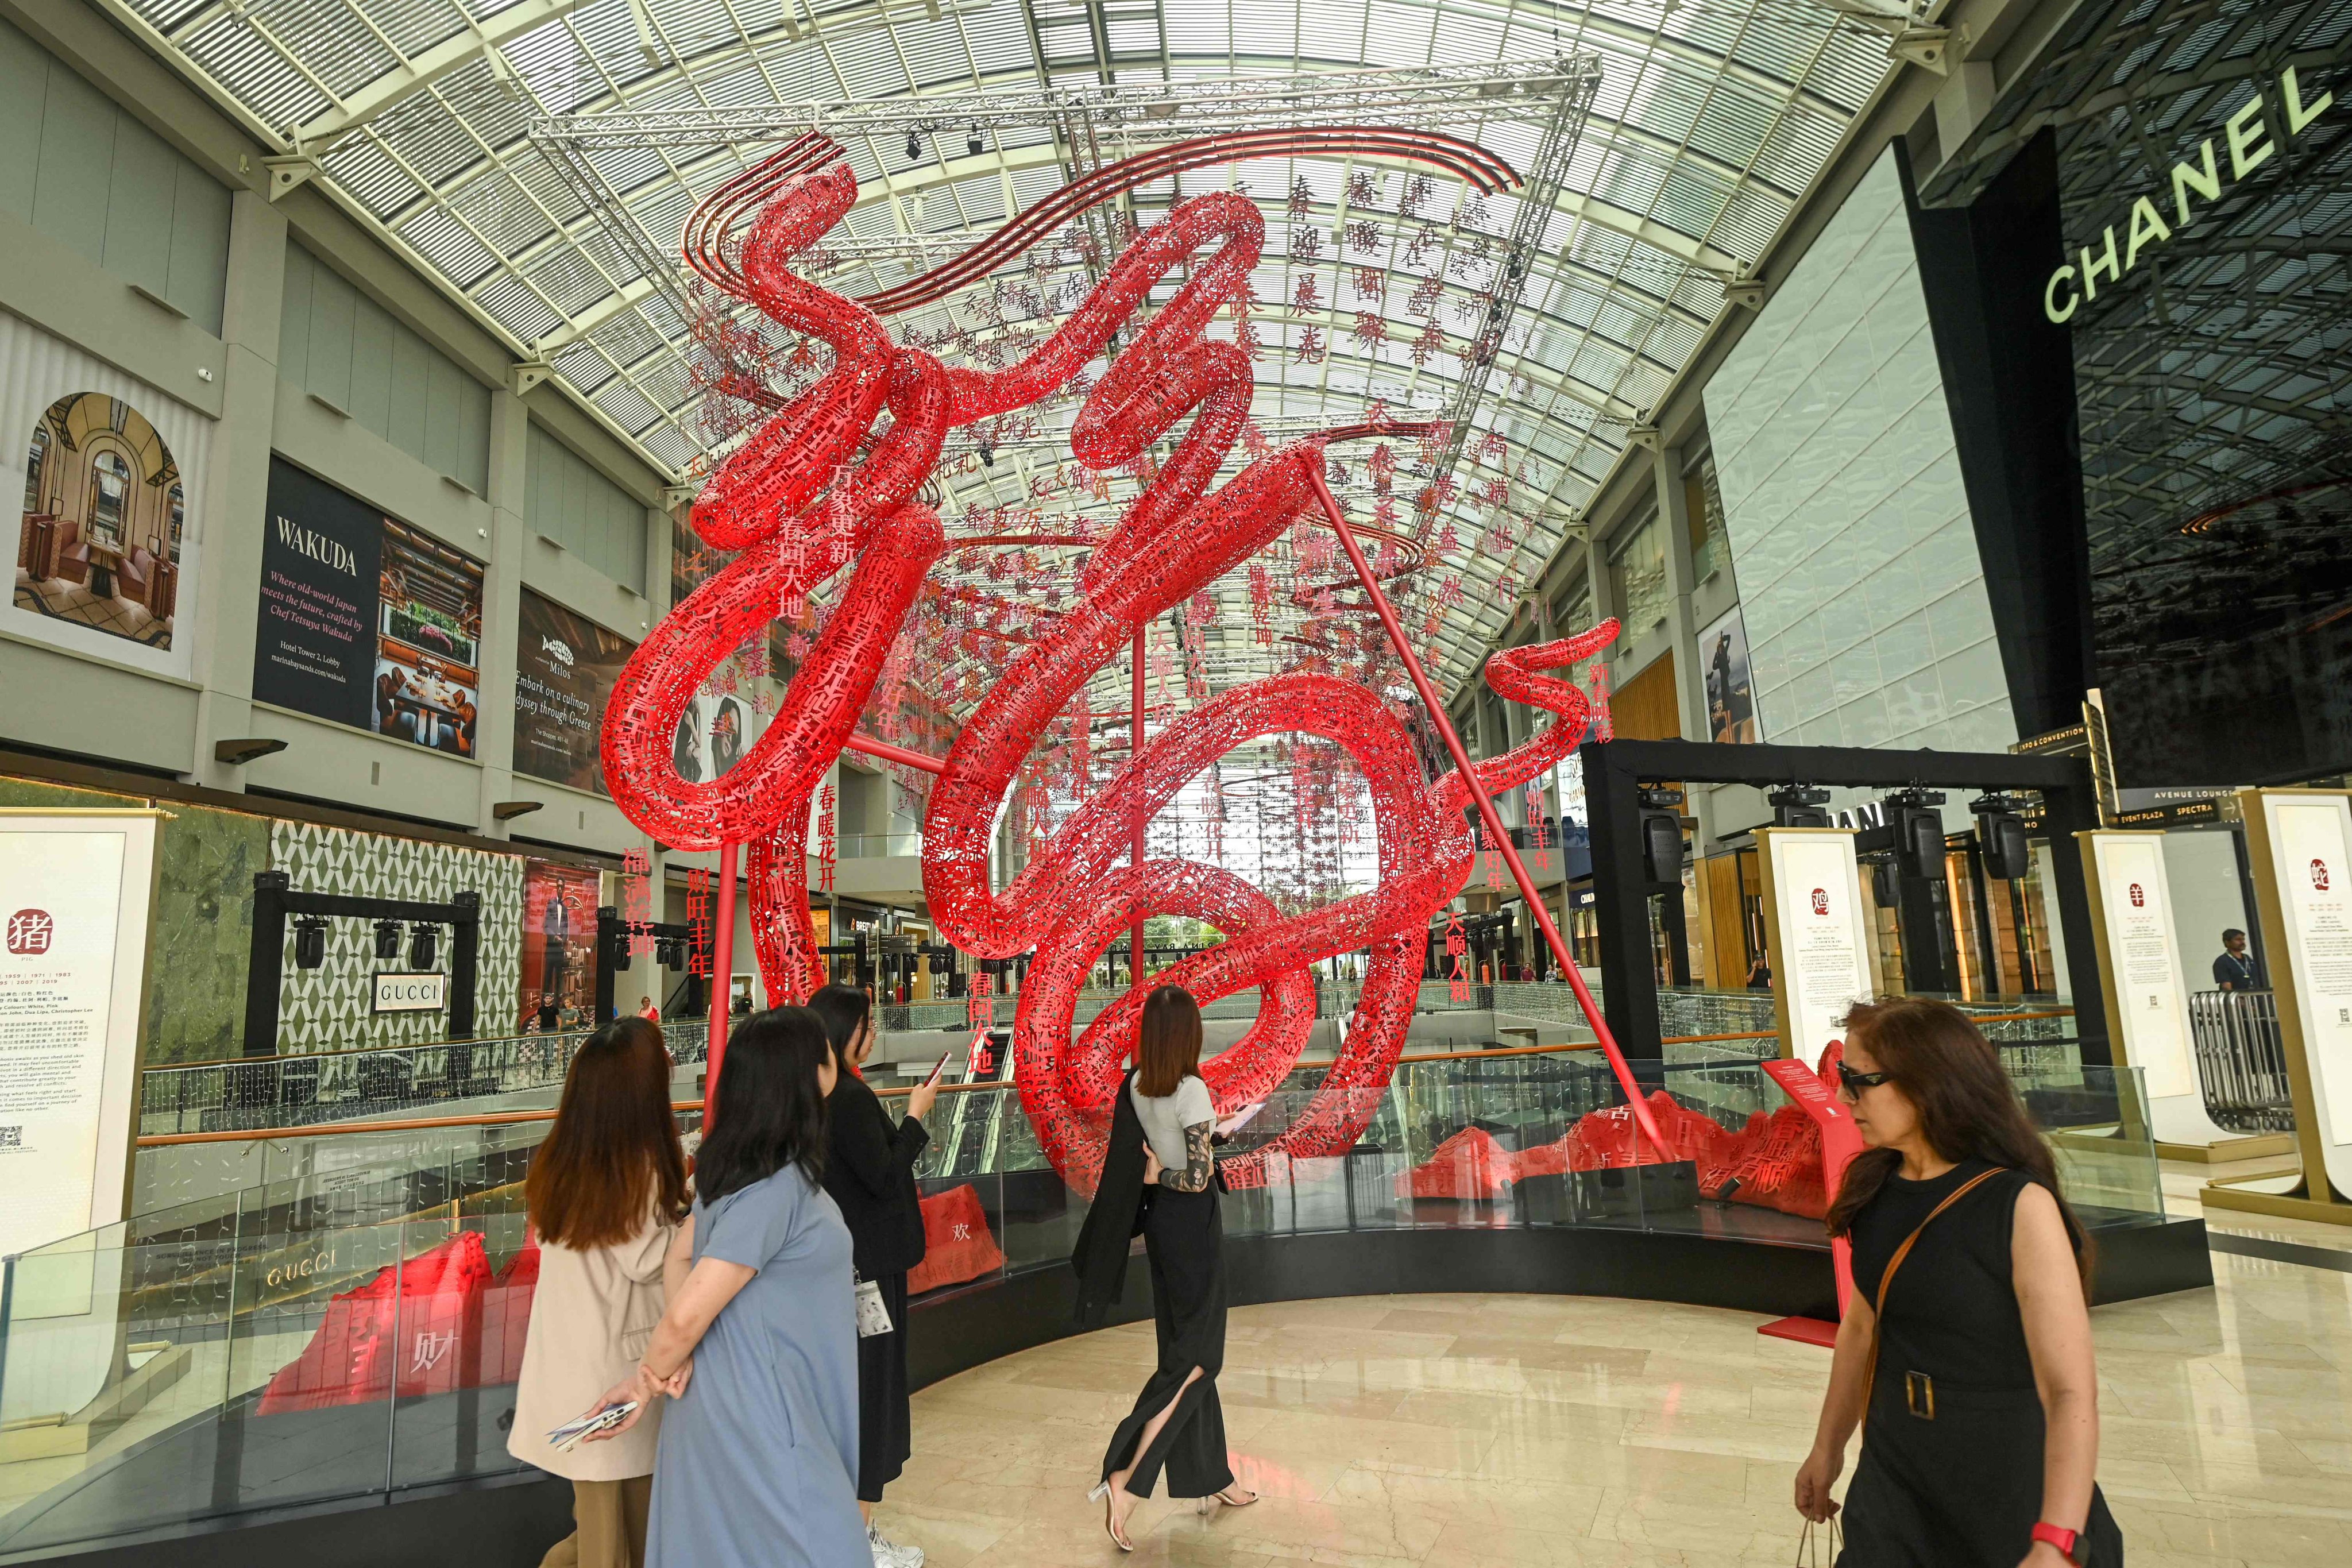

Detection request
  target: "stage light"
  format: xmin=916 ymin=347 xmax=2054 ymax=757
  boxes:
xmin=1884 ymin=789 xmax=1950 ymax=881
xmin=374 ymin=920 xmax=403 ymax=960
xmin=967 ymin=124 xmax=984 ymax=157
xmin=1767 ymin=783 xmax=1833 ymax=829
xmin=905 ymin=130 xmax=923 ymax=164
xmin=292 ymin=916 xmax=329 ymax=971
xmin=408 ymin=922 xmax=439 ymax=970
xmin=1971 ymin=794 xmax=2032 ymax=880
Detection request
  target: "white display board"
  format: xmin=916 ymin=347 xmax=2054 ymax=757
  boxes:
xmin=0 ymin=812 xmax=160 ymax=1262
xmin=2257 ymin=794 xmax=2352 ymax=1168
xmin=2084 ymin=832 xmax=2229 ymax=1144
xmin=1758 ymin=828 xmax=1874 ymax=1062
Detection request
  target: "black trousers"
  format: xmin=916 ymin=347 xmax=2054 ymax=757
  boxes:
xmin=855 ymin=1270 xmax=912 ymax=1503
xmin=1840 ymin=1382 xmax=2122 ymax=1566
xmin=1098 ymin=1187 xmax=1233 ymax=1500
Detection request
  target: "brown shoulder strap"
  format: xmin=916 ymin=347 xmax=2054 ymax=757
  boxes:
xmin=1858 ymin=1167 xmax=2007 ymax=1419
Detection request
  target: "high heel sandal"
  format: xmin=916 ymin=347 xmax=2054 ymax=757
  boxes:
xmin=1198 ymin=1486 xmax=1260 ymax=1514
xmin=1088 ymin=1481 xmax=1134 ymax=1552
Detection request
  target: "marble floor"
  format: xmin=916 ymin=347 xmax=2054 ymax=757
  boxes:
xmin=882 ymin=1231 xmax=2352 ymax=1565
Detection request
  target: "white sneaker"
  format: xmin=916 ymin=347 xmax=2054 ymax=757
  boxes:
xmin=868 ymin=1520 xmax=924 ymax=1568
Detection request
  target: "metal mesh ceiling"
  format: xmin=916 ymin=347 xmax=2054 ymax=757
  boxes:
xmin=113 ymin=0 xmax=1901 ymax=713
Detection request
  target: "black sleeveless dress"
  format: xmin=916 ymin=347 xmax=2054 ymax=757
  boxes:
xmin=1840 ymin=1161 xmax=2123 ymax=1566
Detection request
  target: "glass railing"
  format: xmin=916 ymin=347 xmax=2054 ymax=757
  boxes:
xmin=3 ymin=1045 xmax=2154 ymax=1560
xmin=837 ymin=831 xmax=922 ymax=859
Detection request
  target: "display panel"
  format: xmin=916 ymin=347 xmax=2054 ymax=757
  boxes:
xmin=2083 ymin=832 xmax=2204 ymax=1110
xmin=1698 ymin=604 xmax=1759 ymax=743
xmin=519 ymin=860 xmax=600 ymax=1032
xmin=1758 ymin=828 xmax=1873 ymax=1062
xmin=253 ymin=458 xmax=483 ymax=754
xmin=513 ymin=588 xmax=635 ymax=795
xmin=2259 ymin=794 xmax=2352 ymax=1149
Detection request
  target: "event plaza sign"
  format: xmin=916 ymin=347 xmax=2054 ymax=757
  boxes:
xmin=370 ymin=971 xmax=448 ymax=1014
xmin=2044 ymin=66 xmax=2333 ymax=324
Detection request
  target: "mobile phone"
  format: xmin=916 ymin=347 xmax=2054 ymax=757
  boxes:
xmin=921 ymin=1051 xmax=952 ymax=1089
xmin=1214 ymin=1101 xmax=1265 ymax=1138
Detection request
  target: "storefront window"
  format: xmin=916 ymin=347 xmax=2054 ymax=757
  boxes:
xmin=1608 ymin=511 xmax=1670 ymax=637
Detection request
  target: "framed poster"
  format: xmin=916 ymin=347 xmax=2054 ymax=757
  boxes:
xmin=3 ymin=315 xmax=213 ymax=682
xmin=1698 ymin=605 xmax=1760 ymax=743
xmin=2079 ymin=832 xmax=2228 ymax=1147
xmin=2243 ymin=790 xmax=2352 ymax=1204
xmin=520 ymin=860 xmax=601 ymax=1033
xmin=513 ymin=589 xmax=635 ymax=795
xmin=0 ymin=811 xmax=161 ymax=1273
xmin=254 ymin=458 xmax=483 ymax=755
xmin=1755 ymin=828 xmax=1872 ymax=1062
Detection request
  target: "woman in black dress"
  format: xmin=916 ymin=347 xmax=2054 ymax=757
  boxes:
xmin=808 ymin=984 xmax=937 ymax=1568
xmin=1072 ymin=986 xmax=1256 ymax=1551
xmin=1795 ymin=998 xmax=2123 ymax=1566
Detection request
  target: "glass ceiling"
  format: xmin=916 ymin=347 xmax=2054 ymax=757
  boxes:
xmin=119 ymin=0 xmax=1899 ymax=721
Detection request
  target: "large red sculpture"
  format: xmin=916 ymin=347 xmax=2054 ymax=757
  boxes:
xmin=601 ymin=130 xmax=1634 ymax=1186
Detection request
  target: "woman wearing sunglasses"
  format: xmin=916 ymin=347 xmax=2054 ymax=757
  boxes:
xmin=1794 ymin=998 xmax=2122 ymax=1566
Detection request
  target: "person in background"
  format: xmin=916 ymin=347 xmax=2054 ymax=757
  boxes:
xmin=1073 ymin=985 xmax=1256 ymax=1551
xmin=638 ymin=996 xmax=660 ymax=1022
xmin=1746 ymin=955 xmax=1773 ymax=991
xmin=588 ymin=1007 xmax=865 ymax=1568
xmin=2213 ymin=928 xmax=2259 ymax=991
xmin=511 ymin=1018 xmax=688 ymax=1568
xmin=1794 ymin=998 xmax=2121 ymax=1566
xmin=809 ymin=984 xmax=939 ymax=1567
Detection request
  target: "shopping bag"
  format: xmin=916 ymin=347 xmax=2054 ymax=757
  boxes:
xmin=906 ymin=1184 xmax=1006 ymax=1294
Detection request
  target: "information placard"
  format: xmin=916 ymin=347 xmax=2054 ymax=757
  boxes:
xmin=2256 ymin=793 xmax=2352 ymax=1152
xmin=2084 ymin=833 xmax=2198 ymax=1099
xmin=0 ymin=812 xmax=161 ymax=1264
xmin=1756 ymin=828 xmax=1873 ymax=1062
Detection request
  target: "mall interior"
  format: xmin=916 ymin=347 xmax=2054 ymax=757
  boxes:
xmin=1 ymin=0 xmax=2347 ymax=1563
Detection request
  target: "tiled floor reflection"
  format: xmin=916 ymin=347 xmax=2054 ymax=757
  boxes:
xmin=886 ymin=1257 xmax=2352 ymax=1566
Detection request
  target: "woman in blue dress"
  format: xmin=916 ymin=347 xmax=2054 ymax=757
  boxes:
xmin=584 ymin=1006 xmax=866 ymax=1567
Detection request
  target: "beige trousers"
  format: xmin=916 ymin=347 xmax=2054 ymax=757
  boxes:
xmin=539 ymin=1476 xmax=652 ymax=1568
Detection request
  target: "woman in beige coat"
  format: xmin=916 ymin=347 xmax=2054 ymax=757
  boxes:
xmin=509 ymin=1017 xmax=689 ymax=1568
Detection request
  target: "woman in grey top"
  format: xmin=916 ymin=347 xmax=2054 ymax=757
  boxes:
xmin=584 ymin=1007 xmax=865 ymax=1568
xmin=1071 ymin=985 xmax=1257 ymax=1550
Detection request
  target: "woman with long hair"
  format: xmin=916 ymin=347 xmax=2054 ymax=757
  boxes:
xmin=1071 ymin=985 xmax=1256 ymax=1550
xmin=808 ymin=982 xmax=939 ymax=1568
xmin=584 ymin=1007 xmax=866 ymax=1568
xmin=1794 ymin=998 xmax=2123 ymax=1566
xmin=510 ymin=1017 xmax=688 ymax=1568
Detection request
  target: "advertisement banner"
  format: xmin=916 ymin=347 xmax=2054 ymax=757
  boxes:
xmin=253 ymin=458 xmax=483 ymax=755
xmin=1757 ymin=828 xmax=1872 ymax=1063
xmin=3 ymin=315 xmax=213 ymax=681
xmin=513 ymin=589 xmax=635 ymax=795
xmin=520 ymin=860 xmax=600 ymax=1032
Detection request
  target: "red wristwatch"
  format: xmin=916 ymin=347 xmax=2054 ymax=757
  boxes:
xmin=2030 ymin=1523 xmax=2081 ymax=1562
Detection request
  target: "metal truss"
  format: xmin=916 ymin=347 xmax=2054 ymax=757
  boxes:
xmin=527 ymin=53 xmax=1602 ymax=150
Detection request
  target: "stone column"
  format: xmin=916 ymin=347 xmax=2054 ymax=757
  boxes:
xmin=187 ymin=190 xmax=287 ymax=791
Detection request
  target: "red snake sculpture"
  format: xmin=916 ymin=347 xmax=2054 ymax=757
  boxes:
xmin=601 ymin=131 xmax=1624 ymax=1188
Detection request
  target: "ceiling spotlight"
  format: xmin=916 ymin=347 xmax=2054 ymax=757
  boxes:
xmin=374 ymin=920 xmax=403 ymax=961
xmin=967 ymin=124 xmax=984 ymax=157
xmin=978 ymin=439 xmax=995 ymax=468
xmin=293 ymin=916 xmax=329 ymax=971
xmin=906 ymin=129 xmax=924 ymax=164
xmin=408 ymin=922 xmax=439 ymax=971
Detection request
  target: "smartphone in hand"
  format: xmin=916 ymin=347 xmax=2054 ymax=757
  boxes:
xmin=547 ymin=1400 xmax=638 ymax=1451
xmin=922 ymin=1050 xmax=952 ymax=1089
xmin=1214 ymin=1102 xmax=1266 ymax=1138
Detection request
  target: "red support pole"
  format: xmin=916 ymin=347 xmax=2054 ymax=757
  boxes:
xmin=708 ymin=839 xmax=739 ymax=1114
xmin=1307 ymin=468 xmax=1667 ymax=1156
xmin=1132 ymin=629 xmax=1148 ymax=987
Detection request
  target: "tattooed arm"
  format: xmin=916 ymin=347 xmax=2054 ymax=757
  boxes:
xmin=1160 ymin=1121 xmax=1216 ymax=1192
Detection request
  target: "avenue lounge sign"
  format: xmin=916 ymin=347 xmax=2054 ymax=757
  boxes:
xmin=2044 ymin=66 xmax=2334 ymax=323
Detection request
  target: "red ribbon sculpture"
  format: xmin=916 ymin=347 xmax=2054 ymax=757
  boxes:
xmin=603 ymin=130 xmax=1643 ymax=1187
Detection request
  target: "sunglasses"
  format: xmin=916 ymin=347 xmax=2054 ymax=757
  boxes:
xmin=1835 ymin=1061 xmax=1892 ymax=1095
